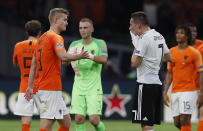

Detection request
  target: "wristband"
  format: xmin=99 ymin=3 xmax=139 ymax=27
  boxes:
xmin=88 ymin=53 xmax=94 ymax=60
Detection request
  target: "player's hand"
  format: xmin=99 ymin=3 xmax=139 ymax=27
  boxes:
xmin=78 ymin=47 xmax=89 ymax=59
xmin=163 ymin=92 xmax=170 ymax=107
xmin=87 ymin=52 xmax=94 ymax=60
xmin=197 ymin=93 xmax=203 ymax=108
xmin=24 ymin=87 xmax=33 ymax=101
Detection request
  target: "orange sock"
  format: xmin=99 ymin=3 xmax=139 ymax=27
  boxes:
xmin=189 ymin=121 xmax=191 ymax=129
xmin=22 ymin=124 xmax=30 ymax=131
xmin=39 ymin=129 xmax=48 ymax=131
xmin=181 ymin=125 xmax=191 ymax=131
xmin=197 ymin=120 xmax=203 ymax=131
xmin=57 ymin=126 xmax=69 ymax=131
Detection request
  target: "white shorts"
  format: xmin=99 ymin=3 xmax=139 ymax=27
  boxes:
xmin=171 ymin=91 xmax=197 ymax=117
xmin=37 ymin=90 xmax=69 ymax=119
xmin=14 ymin=93 xmax=40 ymax=116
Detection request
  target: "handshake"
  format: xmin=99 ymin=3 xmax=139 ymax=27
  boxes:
xmin=68 ymin=46 xmax=94 ymax=60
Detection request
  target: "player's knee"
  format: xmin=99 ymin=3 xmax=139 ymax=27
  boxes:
xmin=75 ymin=115 xmax=85 ymax=124
xmin=173 ymin=121 xmax=181 ymax=129
xmin=180 ymin=115 xmax=190 ymax=126
xmin=89 ymin=116 xmax=100 ymax=126
xmin=21 ymin=116 xmax=32 ymax=125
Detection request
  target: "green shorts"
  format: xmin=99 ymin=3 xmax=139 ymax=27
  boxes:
xmin=70 ymin=94 xmax=103 ymax=116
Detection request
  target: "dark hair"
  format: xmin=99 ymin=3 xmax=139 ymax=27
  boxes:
xmin=175 ymin=24 xmax=192 ymax=45
xmin=131 ymin=11 xmax=149 ymax=26
xmin=25 ymin=20 xmax=41 ymax=37
xmin=185 ymin=23 xmax=196 ymax=28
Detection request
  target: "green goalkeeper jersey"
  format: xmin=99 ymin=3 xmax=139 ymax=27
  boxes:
xmin=69 ymin=38 xmax=108 ymax=95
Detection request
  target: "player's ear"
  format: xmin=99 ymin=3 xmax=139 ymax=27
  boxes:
xmin=37 ymin=31 xmax=41 ymax=38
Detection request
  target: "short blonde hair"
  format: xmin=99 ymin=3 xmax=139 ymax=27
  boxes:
xmin=48 ymin=8 xmax=69 ymax=24
xmin=80 ymin=18 xmax=94 ymax=26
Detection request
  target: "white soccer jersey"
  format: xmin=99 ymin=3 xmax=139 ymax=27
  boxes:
xmin=135 ymin=29 xmax=169 ymax=84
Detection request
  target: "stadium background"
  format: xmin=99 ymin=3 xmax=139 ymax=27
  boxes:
xmin=0 ymin=0 xmax=203 ymax=130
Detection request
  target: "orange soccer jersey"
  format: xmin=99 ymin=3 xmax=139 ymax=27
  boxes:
xmin=194 ymin=39 xmax=203 ymax=90
xmin=13 ymin=40 xmax=38 ymax=93
xmin=168 ymin=46 xmax=203 ymax=93
xmin=35 ymin=30 xmax=65 ymax=91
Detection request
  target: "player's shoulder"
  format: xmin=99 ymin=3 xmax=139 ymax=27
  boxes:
xmin=169 ymin=46 xmax=178 ymax=52
xmin=93 ymin=38 xmax=106 ymax=45
xmin=15 ymin=40 xmax=30 ymax=48
xmin=71 ymin=39 xmax=82 ymax=46
xmin=196 ymin=39 xmax=203 ymax=44
xmin=46 ymin=30 xmax=63 ymax=40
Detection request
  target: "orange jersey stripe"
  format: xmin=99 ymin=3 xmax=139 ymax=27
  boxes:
xmin=13 ymin=40 xmax=39 ymax=93
xmin=168 ymin=46 xmax=203 ymax=93
xmin=35 ymin=30 xmax=65 ymax=91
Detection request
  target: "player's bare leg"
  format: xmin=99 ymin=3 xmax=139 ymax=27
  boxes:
xmin=89 ymin=115 xmax=105 ymax=131
xmin=57 ymin=114 xmax=71 ymax=131
xmin=173 ymin=116 xmax=181 ymax=129
xmin=21 ymin=116 xmax=32 ymax=131
xmin=198 ymin=106 xmax=203 ymax=131
xmin=75 ymin=114 xmax=85 ymax=131
xmin=179 ymin=114 xmax=191 ymax=131
xmin=39 ymin=119 xmax=55 ymax=131
xmin=141 ymin=124 xmax=153 ymax=131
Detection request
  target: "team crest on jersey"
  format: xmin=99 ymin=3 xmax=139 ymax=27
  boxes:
xmin=57 ymin=43 xmax=63 ymax=48
xmin=91 ymin=50 xmax=95 ymax=55
xmin=184 ymin=55 xmax=188 ymax=60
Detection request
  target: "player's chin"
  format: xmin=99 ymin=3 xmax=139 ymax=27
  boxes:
xmin=61 ymin=27 xmax=67 ymax=31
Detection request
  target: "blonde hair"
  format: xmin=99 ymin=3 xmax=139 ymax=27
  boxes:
xmin=80 ymin=18 xmax=94 ymax=26
xmin=48 ymin=8 xmax=69 ymax=24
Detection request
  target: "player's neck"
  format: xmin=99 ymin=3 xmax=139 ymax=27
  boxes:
xmin=50 ymin=26 xmax=60 ymax=34
xmin=191 ymin=39 xmax=196 ymax=46
xmin=140 ymin=26 xmax=150 ymax=36
xmin=82 ymin=37 xmax=93 ymax=46
xmin=178 ymin=42 xmax=188 ymax=50
xmin=28 ymin=36 xmax=37 ymax=41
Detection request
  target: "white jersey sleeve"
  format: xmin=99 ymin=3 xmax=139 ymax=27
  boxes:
xmin=163 ymin=39 xmax=169 ymax=54
xmin=130 ymin=31 xmax=139 ymax=48
xmin=135 ymin=36 xmax=149 ymax=57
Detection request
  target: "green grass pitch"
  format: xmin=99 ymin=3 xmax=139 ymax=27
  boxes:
xmin=0 ymin=120 xmax=198 ymax=131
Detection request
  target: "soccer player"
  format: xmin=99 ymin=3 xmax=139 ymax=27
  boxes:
xmin=68 ymin=18 xmax=107 ymax=131
xmin=163 ymin=25 xmax=203 ymax=131
xmin=129 ymin=11 xmax=171 ymax=131
xmin=187 ymin=24 xmax=203 ymax=131
xmin=24 ymin=8 xmax=89 ymax=131
xmin=13 ymin=20 xmax=41 ymax=131
xmin=187 ymin=24 xmax=203 ymax=91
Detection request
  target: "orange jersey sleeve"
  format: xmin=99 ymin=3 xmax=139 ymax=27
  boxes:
xmin=13 ymin=45 xmax=18 ymax=65
xmin=193 ymin=40 xmax=203 ymax=90
xmin=35 ymin=30 xmax=65 ymax=91
xmin=13 ymin=40 xmax=37 ymax=93
xmin=168 ymin=46 xmax=203 ymax=93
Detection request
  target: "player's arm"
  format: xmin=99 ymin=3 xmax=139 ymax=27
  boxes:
xmin=198 ymin=71 xmax=203 ymax=108
xmin=13 ymin=45 xmax=18 ymax=67
xmin=131 ymin=48 xmax=142 ymax=68
xmin=87 ymin=40 xmax=108 ymax=64
xmin=162 ymin=53 xmax=172 ymax=62
xmin=163 ymin=69 xmax=173 ymax=107
xmin=25 ymin=56 xmax=37 ymax=101
xmin=57 ymin=47 xmax=89 ymax=62
xmin=88 ymin=55 xmax=107 ymax=64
